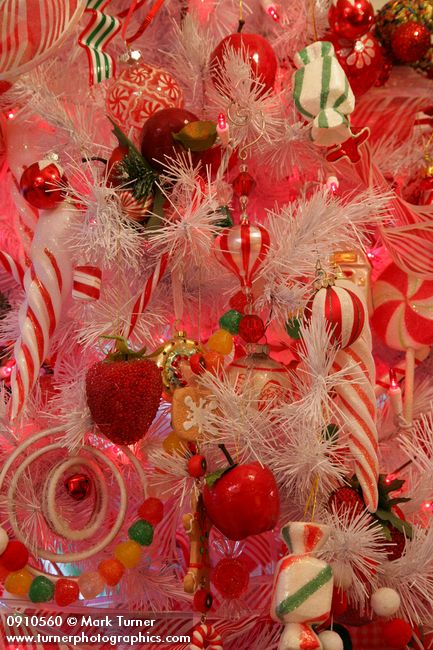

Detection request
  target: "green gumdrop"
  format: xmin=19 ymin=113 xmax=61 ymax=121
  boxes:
xmin=29 ymin=576 xmax=54 ymax=603
xmin=128 ymin=519 xmax=154 ymax=546
xmin=219 ymin=310 xmax=243 ymax=335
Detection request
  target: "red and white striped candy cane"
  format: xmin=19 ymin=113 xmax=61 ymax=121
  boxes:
xmin=10 ymin=203 xmax=76 ymax=420
xmin=0 ymin=250 xmax=25 ymax=287
xmin=126 ymin=252 xmax=169 ymax=338
xmin=72 ymin=265 xmax=102 ymax=301
xmin=332 ymin=280 xmax=379 ymax=512
xmin=189 ymin=623 xmax=223 ymax=650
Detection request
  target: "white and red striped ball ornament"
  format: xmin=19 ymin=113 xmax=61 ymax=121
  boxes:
xmin=305 ymin=283 xmax=365 ymax=349
xmin=213 ymin=221 xmax=270 ymax=288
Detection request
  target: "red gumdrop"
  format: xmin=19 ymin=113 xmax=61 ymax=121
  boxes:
xmin=238 ymin=314 xmax=265 ymax=343
xmin=382 ymin=618 xmax=413 ymax=648
xmin=0 ymin=541 xmax=29 ymax=571
xmin=212 ymin=557 xmax=250 ymax=599
xmin=138 ymin=497 xmax=164 ymax=525
xmin=55 ymin=578 xmax=79 ymax=606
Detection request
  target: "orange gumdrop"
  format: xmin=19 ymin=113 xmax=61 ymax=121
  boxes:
xmin=98 ymin=558 xmax=125 ymax=586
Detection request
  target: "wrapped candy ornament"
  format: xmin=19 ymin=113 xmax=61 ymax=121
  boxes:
xmin=293 ymin=41 xmax=355 ymax=146
xmin=271 ymin=522 xmax=333 ymax=650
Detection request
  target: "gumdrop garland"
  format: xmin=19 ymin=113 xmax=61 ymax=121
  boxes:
xmin=0 ymin=498 xmax=163 ymax=604
xmin=293 ymin=41 xmax=355 ymax=147
xmin=271 ymin=522 xmax=334 ymax=650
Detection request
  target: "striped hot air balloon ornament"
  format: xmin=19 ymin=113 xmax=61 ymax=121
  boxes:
xmin=213 ymin=219 xmax=270 ymax=290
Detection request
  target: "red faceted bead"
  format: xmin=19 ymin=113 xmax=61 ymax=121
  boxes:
xmin=138 ymin=497 xmax=164 ymax=525
xmin=229 ymin=290 xmax=249 ymax=314
xmin=55 ymin=578 xmax=79 ymax=606
xmin=0 ymin=541 xmax=29 ymax=571
xmin=193 ymin=588 xmax=213 ymax=612
xmin=65 ymin=473 xmax=91 ymax=501
xmin=232 ymin=171 xmax=256 ymax=197
xmin=238 ymin=314 xmax=265 ymax=343
xmin=187 ymin=454 xmax=207 ymax=478
xmin=212 ymin=557 xmax=250 ymax=599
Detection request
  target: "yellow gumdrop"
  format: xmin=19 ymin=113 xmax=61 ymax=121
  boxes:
xmin=5 ymin=569 xmax=33 ymax=596
xmin=114 ymin=540 xmax=142 ymax=569
xmin=163 ymin=431 xmax=187 ymax=456
xmin=207 ymin=329 xmax=233 ymax=355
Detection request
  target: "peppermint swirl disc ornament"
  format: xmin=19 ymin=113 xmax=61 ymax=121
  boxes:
xmin=371 ymin=262 xmax=433 ymax=351
xmin=214 ymin=220 xmax=270 ymax=288
xmin=304 ymin=281 xmax=365 ymax=349
xmin=106 ymin=62 xmax=184 ymax=141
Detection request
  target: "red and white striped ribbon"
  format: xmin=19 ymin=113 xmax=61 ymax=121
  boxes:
xmin=190 ymin=622 xmax=223 ymax=650
xmin=214 ymin=222 xmax=270 ymax=288
xmin=355 ymin=144 xmax=433 ymax=279
xmin=72 ymin=265 xmax=102 ymax=301
xmin=126 ymin=252 xmax=169 ymax=338
xmin=0 ymin=0 xmax=85 ymax=79
xmin=0 ymin=250 xmax=25 ymax=287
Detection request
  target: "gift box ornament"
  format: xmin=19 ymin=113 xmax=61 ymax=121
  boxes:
xmin=293 ymin=41 xmax=355 ymax=147
xmin=271 ymin=522 xmax=334 ymax=650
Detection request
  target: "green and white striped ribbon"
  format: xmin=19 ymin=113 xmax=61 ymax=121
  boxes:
xmin=79 ymin=0 xmax=121 ymax=85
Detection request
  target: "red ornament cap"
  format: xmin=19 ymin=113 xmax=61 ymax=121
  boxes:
xmin=138 ymin=497 xmax=164 ymax=525
xmin=238 ymin=314 xmax=265 ymax=343
xmin=212 ymin=557 xmax=250 ymax=599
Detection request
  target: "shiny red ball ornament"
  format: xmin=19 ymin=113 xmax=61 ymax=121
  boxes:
xmin=193 ymin=588 xmax=213 ymax=612
xmin=0 ymin=540 xmax=29 ymax=571
xmin=138 ymin=497 xmax=164 ymax=525
xmin=382 ymin=618 xmax=413 ymax=648
xmin=140 ymin=107 xmax=198 ymax=171
xmin=238 ymin=314 xmax=265 ymax=343
xmin=212 ymin=557 xmax=250 ymax=599
xmin=328 ymin=32 xmax=383 ymax=97
xmin=187 ymin=454 xmax=207 ymax=478
xmin=328 ymin=0 xmax=375 ymax=40
xmin=391 ymin=21 xmax=431 ymax=64
xmin=19 ymin=160 xmax=67 ymax=210
xmin=210 ymin=33 xmax=277 ymax=96
xmin=65 ymin=473 xmax=91 ymax=501
xmin=55 ymin=578 xmax=79 ymax=606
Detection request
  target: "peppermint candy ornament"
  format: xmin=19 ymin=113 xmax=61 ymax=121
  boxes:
xmin=372 ymin=262 xmax=433 ymax=351
xmin=304 ymin=281 xmax=365 ymax=349
xmin=189 ymin=622 xmax=223 ymax=650
xmin=214 ymin=220 xmax=270 ymax=288
xmin=106 ymin=62 xmax=184 ymax=141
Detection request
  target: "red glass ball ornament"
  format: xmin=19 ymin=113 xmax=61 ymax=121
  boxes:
xmin=210 ymin=33 xmax=277 ymax=96
xmin=193 ymin=588 xmax=213 ymax=612
xmin=187 ymin=454 xmax=207 ymax=478
xmin=138 ymin=497 xmax=164 ymax=525
xmin=212 ymin=557 xmax=250 ymax=599
xmin=65 ymin=473 xmax=91 ymax=501
xmin=54 ymin=578 xmax=79 ymax=606
xmin=140 ymin=107 xmax=198 ymax=171
xmin=391 ymin=21 xmax=431 ymax=64
xmin=328 ymin=0 xmax=375 ymax=40
xmin=332 ymin=586 xmax=348 ymax=616
xmin=19 ymin=160 xmax=67 ymax=210
xmin=328 ymin=33 xmax=383 ymax=97
xmin=0 ymin=541 xmax=29 ymax=571
xmin=382 ymin=618 xmax=413 ymax=648
xmin=238 ymin=314 xmax=265 ymax=343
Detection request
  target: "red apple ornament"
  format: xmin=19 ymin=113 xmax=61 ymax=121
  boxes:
xmin=203 ymin=462 xmax=280 ymax=540
xmin=140 ymin=107 xmax=198 ymax=170
xmin=210 ymin=33 xmax=277 ymax=96
xmin=328 ymin=0 xmax=375 ymax=41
